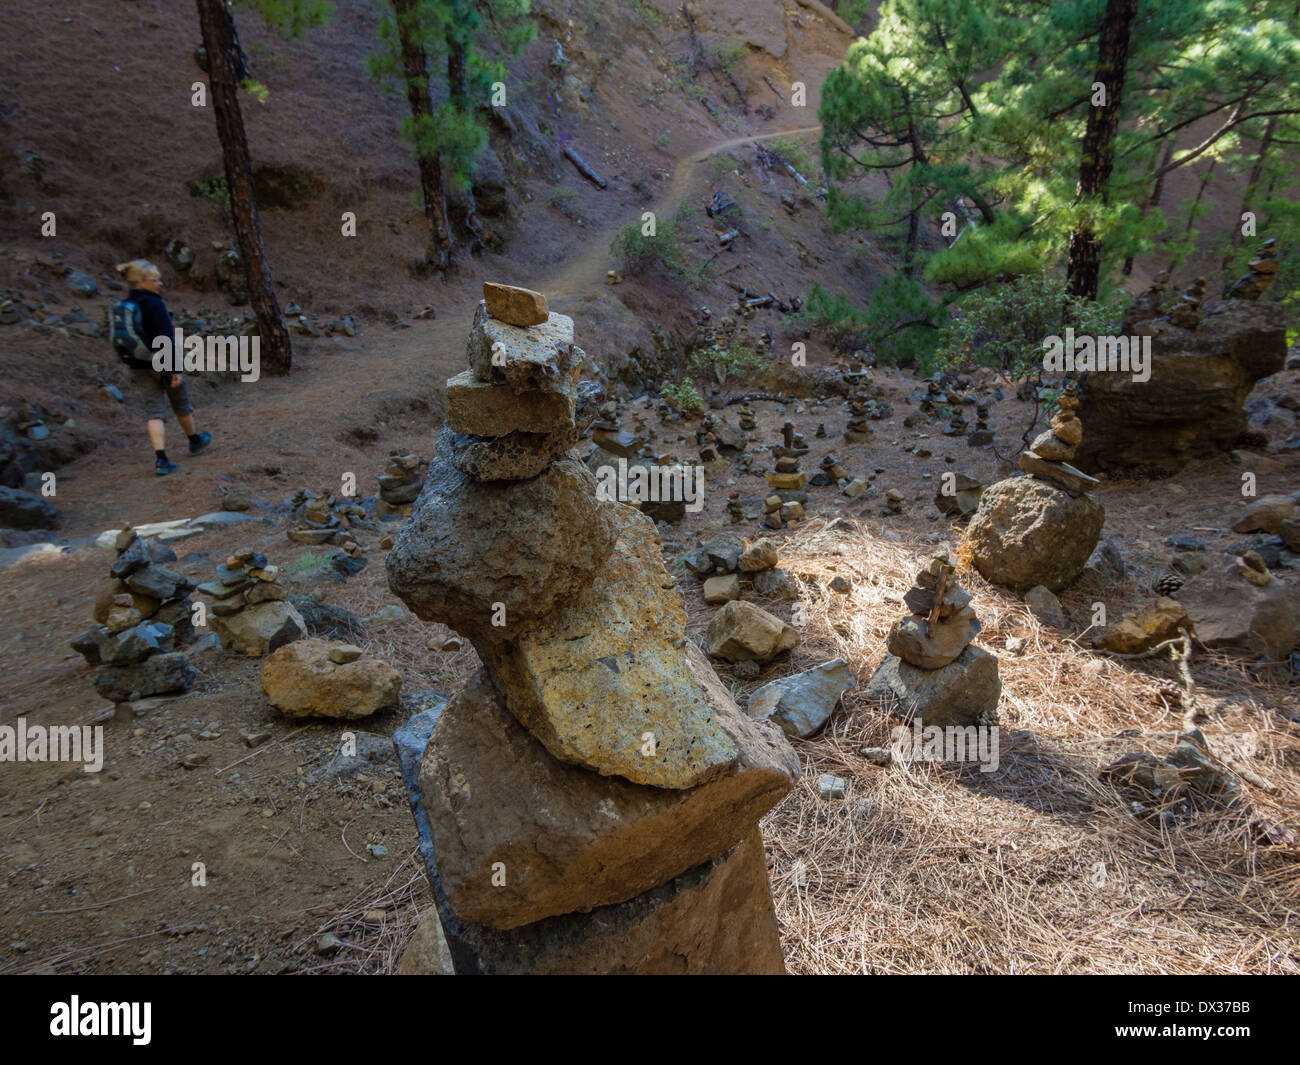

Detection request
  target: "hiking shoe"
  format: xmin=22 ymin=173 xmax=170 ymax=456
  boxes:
xmin=156 ymin=459 xmax=179 ymax=476
xmin=189 ymin=431 xmax=212 ymax=456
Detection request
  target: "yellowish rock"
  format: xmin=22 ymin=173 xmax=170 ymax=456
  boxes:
xmin=1098 ymin=598 xmax=1192 ymax=654
xmin=482 ymin=282 xmax=549 ymax=327
xmin=261 ymin=638 xmax=401 ymax=719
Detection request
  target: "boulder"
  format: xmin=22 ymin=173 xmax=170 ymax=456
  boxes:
xmin=1024 ymin=585 xmax=1066 ymax=628
xmin=966 ymin=476 xmax=1105 ymax=594
xmin=746 ymin=659 xmax=854 ymax=738
xmin=1175 ymin=557 xmax=1297 ymax=659
xmin=386 ymin=452 xmax=618 ymax=640
xmin=1232 ymin=495 xmax=1296 ymax=535
xmin=1097 ymin=598 xmax=1191 ymax=654
xmin=702 ymin=573 xmax=740 ymax=604
xmin=260 ymin=638 xmax=401 ymax=719
xmin=705 ymin=600 xmax=799 ymax=663
xmin=475 ymin=511 xmax=743 ymax=789
xmin=420 ymin=668 xmax=796 ymax=928
xmin=751 ymin=567 xmax=800 ymax=600
xmin=426 ymin=829 xmax=786 ymax=975
xmin=738 ymin=538 xmax=779 ymax=572
xmin=0 ymin=485 xmax=58 ymax=529
xmin=865 ymin=645 xmax=1001 ymax=727
xmin=93 ymin=652 xmax=196 ymax=702
xmin=212 ymin=599 xmax=306 ymax=656
xmin=1074 ymin=300 xmax=1288 ymax=473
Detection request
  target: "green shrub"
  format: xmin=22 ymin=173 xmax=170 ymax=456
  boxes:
xmin=610 ymin=206 xmax=692 ymax=277
xmin=659 ymin=380 xmax=702 ymax=412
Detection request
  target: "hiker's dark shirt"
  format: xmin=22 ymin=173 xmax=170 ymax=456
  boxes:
xmin=129 ymin=288 xmax=175 ymax=382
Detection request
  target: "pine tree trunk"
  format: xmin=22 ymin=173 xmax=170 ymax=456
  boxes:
xmin=1122 ymin=139 xmax=1174 ymax=277
xmin=393 ymin=0 xmax=453 ymax=275
xmin=195 ymin=0 xmax=291 ymax=375
xmin=1222 ymin=115 xmax=1276 ymax=273
xmin=446 ymin=27 xmax=485 ymax=255
xmin=1065 ymin=0 xmax=1139 ymax=302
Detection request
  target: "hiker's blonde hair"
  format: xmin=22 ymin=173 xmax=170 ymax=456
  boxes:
xmin=115 ymin=259 xmax=161 ymax=284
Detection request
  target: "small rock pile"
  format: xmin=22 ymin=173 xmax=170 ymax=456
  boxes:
xmin=866 ymin=555 xmax=1001 ymax=727
xmin=377 ymin=452 xmax=427 ymax=517
xmin=968 ymin=401 xmax=994 ymax=446
xmin=1226 ymin=239 xmax=1280 ymax=301
xmin=737 ymin=404 xmax=757 ymax=432
xmin=1017 ymin=384 xmax=1099 ymax=497
xmin=200 ymin=551 xmax=306 ymax=656
xmin=1167 ymin=276 xmax=1207 ymax=330
xmin=764 ymin=421 xmax=808 ymax=528
xmin=286 ymin=488 xmax=373 ymax=546
xmin=73 ymin=527 xmax=198 ymax=703
xmin=387 ymin=285 xmax=798 ymax=974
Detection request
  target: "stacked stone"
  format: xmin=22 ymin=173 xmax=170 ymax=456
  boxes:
xmin=377 ymin=452 xmax=427 ymax=517
xmin=737 ymin=404 xmax=758 ymax=432
xmin=200 ymin=551 xmax=305 ymax=656
xmin=72 ymin=527 xmax=198 ymax=703
xmin=286 ymin=489 xmax=370 ymax=546
xmin=1017 ymin=384 xmax=1100 ymax=498
xmin=1167 ymin=276 xmax=1207 ymax=330
xmin=968 ymin=402 xmax=994 ymax=446
xmin=764 ymin=421 xmax=808 ymax=528
xmin=865 ymin=555 xmax=1001 ymax=727
xmin=844 ymin=399 xmax=872 ymax=443
xmin=386 ymin=285 xmax=798 ymax=974
xmin=943 ymin=408 xmax=968 ymax=436
xmin=1225 ymin=239 xmax=1280 ymax=301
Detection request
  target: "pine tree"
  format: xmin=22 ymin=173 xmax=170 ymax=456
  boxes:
xmin=369 ymin=1 xmax=533 ymax=275
xmin=194 ymin=0 xmax=330 ymax=376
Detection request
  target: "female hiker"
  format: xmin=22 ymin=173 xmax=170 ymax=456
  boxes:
xmin=115 ymin=260 xmax=211 ymax=475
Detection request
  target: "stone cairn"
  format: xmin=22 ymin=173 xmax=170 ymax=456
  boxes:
xmin=967 ymin=382 xmax=1106 ymax=594
xmin=737 ymin=403 xmax=758 ymax=432
xmin=844 ymin=399 xmax=872 ymax=443
xmin=1225 ymin=238 xmax=1280 ymax=301
xmin=968 ymin=401 xmax=994 ymax=446
xmin=1017 ymin=383 xmax=1099 ymax=498
xmin=377 ymin=452 xmax=427 ymax=517
xmin=199 ymin=551 xmax=305 ymax=656
xmin=286 ymin=488 xmax=372 ymax=546
xmin=386 ymin=283 xmax=798 ymax=974
xmin=865 ymin=554 xmax=1001 ymax=728
xmin=764 ymin=420 xmax=808 ymax=528
xmin=1167 ymin=276 xmax=1206 ymax=330
xmin=73 ymin=527 xmax=198 ymax=703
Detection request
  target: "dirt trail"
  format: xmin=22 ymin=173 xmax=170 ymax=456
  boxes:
xmin=545 ymin=124 xmax=823 ymax=305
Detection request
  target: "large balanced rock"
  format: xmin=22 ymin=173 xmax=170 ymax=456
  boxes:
xmin=466 ymin=300 xmax=577 ymax=388
xmin=1175 ymin=555 xmax=1297 ymax=659
xmin=476 ymin=508 xmax=743 ymax=789
xmin=387 ymin=452 xmax=617 ymax=640
xmin=420 ymin=667 xmax=796 ymax=928
xmin=1074 ymin=300 xmax=1287 ymax=474
xmin=865 ymin=645 xmax=1001 ymax=727
xmin=426 ymin=828 xmax=785 ymax=975
xmin=260 ymin=638 xmax=401 ymax=719
xmin=966 ymin=477 xmax=1105 ymax=594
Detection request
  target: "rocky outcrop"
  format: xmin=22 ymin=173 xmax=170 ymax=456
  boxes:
xmin=1075 ymin=299 xmax=1288 ymax=474
xmin=388 ymin=287 xmax=797 ymax=973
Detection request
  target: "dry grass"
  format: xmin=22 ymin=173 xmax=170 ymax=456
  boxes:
xmin=721 ymin=516 xmax=1300 ymax=974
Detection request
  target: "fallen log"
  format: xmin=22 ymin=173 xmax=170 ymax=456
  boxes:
xmin=562 ymin=143 xmax=607 ymax=189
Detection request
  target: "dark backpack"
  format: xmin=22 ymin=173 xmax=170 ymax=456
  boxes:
xmin=109 ymin=299 xmax=153 ymax=368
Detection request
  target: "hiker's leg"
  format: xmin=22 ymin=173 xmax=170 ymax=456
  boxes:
xmin=178 ymin=413 xmax=197 ymax=436
xmin=147 ymin=418 xmax=166 ymax=450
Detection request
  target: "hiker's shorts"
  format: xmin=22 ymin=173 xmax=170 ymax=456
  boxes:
xmin=129 ymin=368 xmax=194 ymax=422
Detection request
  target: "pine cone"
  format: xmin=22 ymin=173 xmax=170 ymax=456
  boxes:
xmin=1153 ymin=571 xmax=1184 ymax=596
